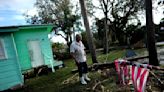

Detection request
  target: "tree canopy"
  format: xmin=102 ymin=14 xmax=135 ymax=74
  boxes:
xmin=25 ymin=0 xmax=81 ymax=47
xmin=94 ymin=0 xmax=145 ymax=45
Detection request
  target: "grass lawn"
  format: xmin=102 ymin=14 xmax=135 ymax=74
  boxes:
xmin=15 ymin=49 xmax=162 ymax=92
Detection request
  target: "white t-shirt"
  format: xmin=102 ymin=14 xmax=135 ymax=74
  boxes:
xmin=70 ymin=41 xmax=86 ymax=63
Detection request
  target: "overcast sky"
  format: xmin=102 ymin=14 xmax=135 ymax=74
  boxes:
xmin=0 ymin=0 xmax=37 ymax=26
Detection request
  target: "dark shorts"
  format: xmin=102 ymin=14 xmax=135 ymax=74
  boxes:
xmin=77 ymin=62 xmax=88 ymax=77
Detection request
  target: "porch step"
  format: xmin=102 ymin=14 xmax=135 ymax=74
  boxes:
xmin=53 ymin=61 xmax=63 ymax=67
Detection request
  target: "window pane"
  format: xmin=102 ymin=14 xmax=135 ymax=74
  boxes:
xmin=0 ymin=39 xmax=6 ymax=59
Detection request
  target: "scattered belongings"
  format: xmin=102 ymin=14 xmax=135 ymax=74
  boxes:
xmin=125 ymin=49 xmax=137 ymax=58
xmin=23 ymin=65 xmax=49 ymax=80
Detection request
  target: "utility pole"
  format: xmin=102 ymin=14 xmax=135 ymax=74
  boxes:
xmin=145 ymin=0 xmax=159 ymax=66
xmin=79 ymin=0 xmax=98 ymax=63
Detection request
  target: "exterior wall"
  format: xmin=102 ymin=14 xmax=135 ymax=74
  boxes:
xmin=0 ymin=33 xmax=23 ymax=91
xmin=14 ymin=26 xmax=54 ymax=71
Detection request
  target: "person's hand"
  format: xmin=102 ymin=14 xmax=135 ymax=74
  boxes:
xmin=75 ymin=60 xmax=79 ymax=66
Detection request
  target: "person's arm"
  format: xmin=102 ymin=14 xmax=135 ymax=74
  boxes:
xmin=81 ymin=42 xmax=86 ymax=56
xmin=70 ymin=43 xmax=79 ymax=64
xmin=70 ymin=52 xmax=79 ymax=64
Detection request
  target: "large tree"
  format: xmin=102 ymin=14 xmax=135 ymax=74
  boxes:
xmin=146 ymin=0 xmax=159 ymax=66
xmin=79 ymin=0 xmax=98 ymax=63
xmin=99 ymin=0 xmax=110 ymax=54
xmin=25 ymin=0 xmax=80 ymax=47
xmin=25 ymin=0 xmax=97 ymax=48
xmin=94 ymin=0 xmax=145 ymax=46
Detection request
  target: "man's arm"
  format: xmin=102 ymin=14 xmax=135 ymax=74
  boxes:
xmin=70 ymin=42 xmax=79 ymax=64
xmin=70 ymin=52 xmax=79 ymax=64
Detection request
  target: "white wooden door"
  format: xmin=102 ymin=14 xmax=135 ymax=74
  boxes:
xmin=28 ymin=40 xmax=44 ymax=67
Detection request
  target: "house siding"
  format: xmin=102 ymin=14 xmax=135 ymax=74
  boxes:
xmin=0 ymin=33 xmax=23 ymax=91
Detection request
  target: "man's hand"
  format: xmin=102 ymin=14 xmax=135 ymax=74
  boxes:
xmin=75 ymin=59 xmax=79 ymax=63
xmin=75 ymin=60 xmax=79 ymax=66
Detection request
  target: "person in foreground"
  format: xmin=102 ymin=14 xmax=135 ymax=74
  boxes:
xmin=70 ymin=34 xmax=91 ymax=85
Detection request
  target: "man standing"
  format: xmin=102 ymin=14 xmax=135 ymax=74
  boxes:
xmin=70 ymin=34 xmax=90 ymax=85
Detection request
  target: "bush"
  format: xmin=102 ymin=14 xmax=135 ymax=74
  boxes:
xmin=53 ymin=52 xmax=71 ymax=60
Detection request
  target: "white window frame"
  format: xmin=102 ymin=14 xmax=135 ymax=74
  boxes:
xmin=0 ymin=38 xmax=7 ymax=59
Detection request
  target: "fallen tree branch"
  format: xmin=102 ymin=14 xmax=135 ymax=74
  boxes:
xmin=92 ymin=79 xmax=108 ymax=91
xmin=91 ymin=56 xmax=149 ymax=71
xmin=71 ymin=56 xmax=164 ymax=74
xmin=149 ymin=71 xmax=164 ymax=86
xmin=71 ymin=66 xmax=93 ymax=73
xmin=91 ymin=56 xmax=164 ymax=71
xmin=126 ymin=55 xmax=149 ymax=61
xmin=62 ymin=73 xmax=78 ymax=84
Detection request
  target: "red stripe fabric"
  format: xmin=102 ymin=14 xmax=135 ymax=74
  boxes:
xmin=114 ymin=59 xmax=150 ymax=92
xmin=114 ymin=59 xmax=130 ymax=85
xmin=131 ymin=66 xmax=149 ymax=92
xmin=139 ymin=70 xmax=147 ymax=92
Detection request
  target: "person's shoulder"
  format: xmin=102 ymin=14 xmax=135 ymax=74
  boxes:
xmin=72 ymin=41 xmax=76 ymax=44
xmin=71 ymin=41 xmax=76 ymax=46
xmin=80 ymin=41 xmax=84 ymax=45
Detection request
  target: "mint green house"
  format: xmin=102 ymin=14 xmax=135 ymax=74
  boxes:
xmin=0 ymin=25 xmax=63 ymax=91
xmin=0 ymin=27 xmax=23 ymax=91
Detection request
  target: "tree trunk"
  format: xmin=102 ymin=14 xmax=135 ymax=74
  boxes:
xmin=145 ymin=0 xmax=159 ymax=66
xmin=104 ymin=18 xmax=109 ymax=54
xmin=103 ymin=0 xmax=109 ymax=54
xmin=79 ymin=0 xmax=98 ymax=63
xmin=73 ymin=26 xmax=76 ymax=40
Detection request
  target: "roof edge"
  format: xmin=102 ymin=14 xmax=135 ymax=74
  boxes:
xmin=0 ymin=24 xmax=54 ymax=28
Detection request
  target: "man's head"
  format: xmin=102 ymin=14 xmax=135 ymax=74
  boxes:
xmin=76 ymin=34 xmax=82 ymax=42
